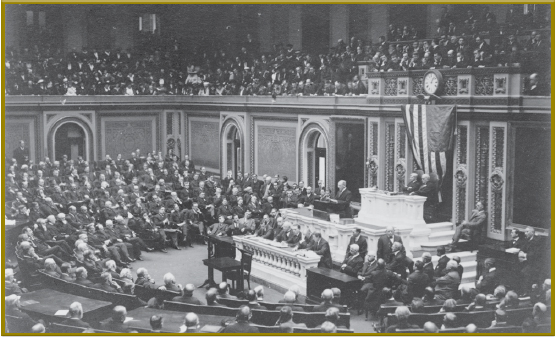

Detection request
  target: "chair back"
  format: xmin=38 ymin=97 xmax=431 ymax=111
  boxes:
xmin=5 ymin=314 xmax=29 ymax=333
xmin=134 ymin=284 xmax=180 ymax=302
xmin=259 ymin=301 xmax=347 ymax=313
xmin=164 ymin=301 xmax=238 ymax=317
xmin=478 ymin=326 xmax=522 ymax=333
xmin=240 ymin=249 xmax=253 ymax=273
xmin=50 ymin=323 xmax=87 ymax=333
xmin=253 ymin=325 xmax=283 ymax=333
xmin=217 ymin=297 xmax=249 ymax=308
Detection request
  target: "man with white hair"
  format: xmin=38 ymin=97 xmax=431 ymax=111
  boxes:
xmin=333 ymin=180 xmax=353 ymax=217
xmin=162 ymin=272 xmax=181 ymax=292
xmin=136 ymin=267 xmax=158 ymax=289
xmin=5 ymin=268 xmax=26 ymax=295
xmin=377 ymin=226 xmax=404 ymax=263
xmin=93 ymin=272 xmax=122 ymax=293
xmin=44 ymin=258 xmax=61 ymax=278
xmin=5 ymin=294 xmax=38 ymax=331
xmin=61 ymin=302 xmax=91 ymax=328
xmin=434 ymin=260 xmax=461 ymax=300
xmin=340 ymin=244 xmax=364 ymax=277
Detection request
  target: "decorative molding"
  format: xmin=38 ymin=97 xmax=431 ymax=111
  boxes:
xmin=455 ymin=164 xmax=468 ymax=189
xmin=475 ymin=75 xmax=494 ymax=96
xmin=495 ymin=77 xmax=507 ymax=94
xmin=385 ymin=78 xmax=398 ymax=96
xmin=398 ymin=79 xmax=407 ymax=95
xmin=458 ymin=78 xmax=470 ymax=94
xmin=490 ymin=167 xmax=505 ymax=192
xmin=412 ymin=77 xmax=423 ymax=95
xmin=444 ymin=76 xmax=457 ymax=96
xmin=250 ymin=116 xmax=255 ymax=173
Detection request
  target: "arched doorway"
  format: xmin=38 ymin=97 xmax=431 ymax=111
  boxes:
xmin=307 ymin=131 xmax=327 ymax=188
xmin=225 ymin=124 xmax=242 ymax=178
xmin=54 ymin=122 xmax=86 ymax=161
xmin=300 ymin=124 xmax=329 ymax=189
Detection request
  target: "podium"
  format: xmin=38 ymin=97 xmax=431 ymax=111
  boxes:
xmin=314 ymin=200 xmax=349 ymax=218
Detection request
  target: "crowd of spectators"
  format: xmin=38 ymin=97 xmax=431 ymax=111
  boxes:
xmin=5 ymin=7 xmax=550 ymax=97
xmin=5 ymin=138 xmax=553 ymax=333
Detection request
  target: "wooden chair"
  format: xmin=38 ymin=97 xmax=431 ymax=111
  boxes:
xmin=223 ymin=249 xmax=252 ymax=291
xmin=164 ymin=301 xmax=238 ymax=317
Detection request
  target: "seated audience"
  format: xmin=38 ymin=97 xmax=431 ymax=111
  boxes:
xmin=275 ymin=306 xmax=307 ymax=332
xmin=172 ymin=283 xmax=202 ymax=304
xmin=61 ymin=302 xmax=92 ymax=328
xmin=221 ymin=305 xmax=260 ymax=333
xmin=385 ymin=306 xmax=419 ymax=332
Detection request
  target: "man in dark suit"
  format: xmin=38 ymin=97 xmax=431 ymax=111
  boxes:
xmin=509 ymin=228 xmax=526 ymax=250
xmin=341 ymin=244 xmax=364 ymax=277
xmin=313 ymin=289 xmax=338 ymax=312
xmin=358 ymin=253 xmax=378 ymax=293
xmin=421 ymin=252 xmax=435 ymax=281
xmin=363 ymin=259 xmax=404 ymax=314
xmin=434 ymin=260 xmax=461 ymax=301
xmin=308 ymin=232 xmax=332 ymax=269
xmin=434 ymin=246 xmax=450 ymax=278
xmin=333 ymin=180 xmax=353 ymax=217
xmin=221 ymin=306 xmax=260 ymax=333
xmin=74 ymin=267 xmax=95 ymax=286
xmin=180 ymin=313 xmax=201 ymax=333
xmin=346 ymin=228 xmax=368 ymax=259
xmin=449 ymin=201 xmax=486 ymax=251
xmin=403 ymin=173 xmax=422 ymax=194
xmin=522 ymin=226 xmax=546 ymax=283
xmin=171 ymin=283 xmax=202 ymax=305
xmin=61 ymin=302 xmax=92 ymax=328
xmin=13 ymin=140 xmax=29 ymax=165
xmin=402 ymin=260 xmax=430 ymax=302
xmin=376 ymin=226 xmax=403 ymax=263
xmin=475 ymin=258 xmax=500 ymax=295
xmin=99 ymin=306 xmax=131 ymax=332
xmin=386 ymin=242 xmax=408 ymax=279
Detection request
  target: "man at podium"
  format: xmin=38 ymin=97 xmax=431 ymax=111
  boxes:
xmin=332 ymin=180 xmax=353 ymax=218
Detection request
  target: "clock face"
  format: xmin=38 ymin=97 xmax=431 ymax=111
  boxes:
xmin=423 ymin=72 xmax=440 ymax=95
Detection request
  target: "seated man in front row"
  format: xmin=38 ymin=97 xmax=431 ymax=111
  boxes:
xmin=448 ymin=201 xmax=486 ymax=252
xmin=340 ymin=244 xmax=364 ymax=276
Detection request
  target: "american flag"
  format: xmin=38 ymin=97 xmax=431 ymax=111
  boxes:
xmin=402 ymin=104 xmax=456 ymax=194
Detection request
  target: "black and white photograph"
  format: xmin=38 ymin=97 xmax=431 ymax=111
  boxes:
xmin=3 ymin=3 xmax=553 ymax=334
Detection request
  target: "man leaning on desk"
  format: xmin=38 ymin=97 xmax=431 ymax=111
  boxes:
xmin=294 ymin=231 xmax=333 ymax=269
xmin=328 ymin=180 xmax=353 ymax=218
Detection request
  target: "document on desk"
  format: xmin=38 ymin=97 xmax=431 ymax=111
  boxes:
xmin=124 ymin=317 xmax=134 ymax=323
xmin=55 ymin=310 xmax=69 ymax=316
xmin=505 ymin=248 xmax=520 ymax=254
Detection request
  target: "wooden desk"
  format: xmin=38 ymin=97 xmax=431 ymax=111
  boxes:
xmin=206 ymin=234 xmax=236 ymax=259
xmin=306 ymin=268 xmax=362 ymax=305
xmin=105 ymin=307 xmax=224 ymax=333
xmin=203 ymin=257 xmax=243 ymax=293
xmin=19 ymin=288 xmax=112 ymax=323
xmin=314 ymin=200 xmax=348 ymax=217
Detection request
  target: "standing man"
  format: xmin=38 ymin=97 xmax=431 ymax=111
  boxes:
xmin=376 ymin=226 xmax=403 ymax=263
xmin=334 ymin=180 xmax=353 ymax=218
xmin=346 ymin=228 xmax=368 ymax=258
xmin=13 ymin=140 xmax=30 ymax=165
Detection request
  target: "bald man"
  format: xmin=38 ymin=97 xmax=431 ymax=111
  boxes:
xmin=221 ymin=306 xmax=260 ymax=333
xmin=172 ymin=283 xmax=202 ymax=305
xmin=180 ymin=313 xmax=201 ymax=333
